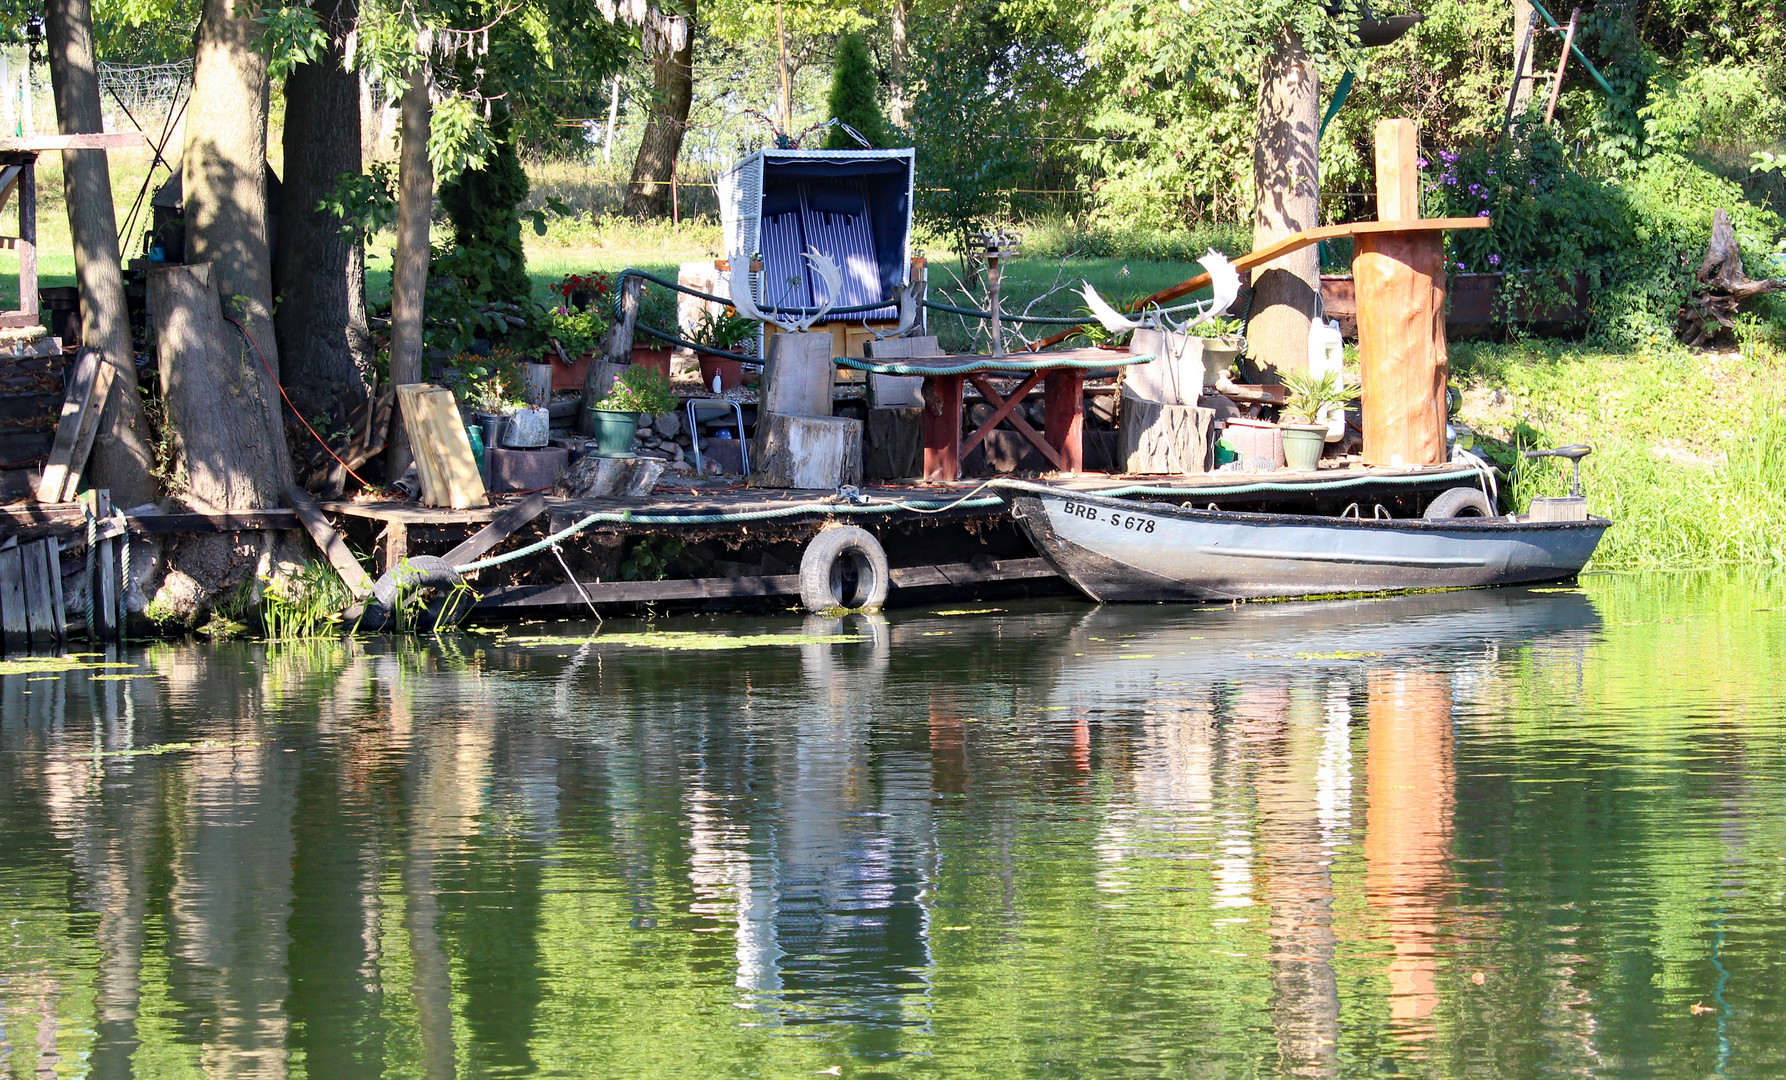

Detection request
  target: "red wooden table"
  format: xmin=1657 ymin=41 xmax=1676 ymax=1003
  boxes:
xmin=838 ymin=348 xmax=1152 ymax=481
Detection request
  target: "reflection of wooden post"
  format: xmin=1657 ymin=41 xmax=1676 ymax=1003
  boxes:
xmin=1356 ymin=119 xmax=1448 ymax=467
xmin=1363 ymin=670 xmax=1454 ymax=1033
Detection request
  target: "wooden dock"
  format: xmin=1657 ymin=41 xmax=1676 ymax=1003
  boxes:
xmin=0 ymin=463 xmax=1489 ymax=632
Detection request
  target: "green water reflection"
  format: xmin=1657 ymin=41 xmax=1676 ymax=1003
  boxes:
xmin=2 ymin=573 xmax=1783 ymax=1079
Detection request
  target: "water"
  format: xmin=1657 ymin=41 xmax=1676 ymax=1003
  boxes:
xmin=2 ymin=573 xmax=1784 ymax=1079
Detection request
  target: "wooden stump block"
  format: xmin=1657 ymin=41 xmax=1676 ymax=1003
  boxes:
xmin=864 ymin=407 xmax=923 ymax=480
xmin=577 ymin=360 xmax=630 ymax=435
xmin=751 ymin=413 xmax=862 ymax=489
xmin=488 ymin=446 xmax=570 ymax=493
xmin=1119 ymin=386 xmax=1213 ymax=475
xmin=558 ymin=454 xmax=665 ymax=498
xmin=760 ymin=331 xmax=835 ymax=418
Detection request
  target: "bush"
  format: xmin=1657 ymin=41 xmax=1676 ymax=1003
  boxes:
xmin=1018 ymin=215 xmax=1251 ymax=262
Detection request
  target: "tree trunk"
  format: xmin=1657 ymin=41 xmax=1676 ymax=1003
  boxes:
xmin=1249 ymin=28 xmax=1320 ymax=379
xmin=386 ymin=69 xmax=433 ymax=482
xmin=275 ymin=0 xmax=371 ymax=425
xmin=1510 ymin=0 xmax=1537 ymax=118
xmin=624 ymin=2 xmax=695 ymax=218
xmin=44 ymin=0 xmax=156 ymax=507
xmin=182 ymin=0 xmax=290 ymax=495
xmin=888 ymin=0 xmax=909 ymax=129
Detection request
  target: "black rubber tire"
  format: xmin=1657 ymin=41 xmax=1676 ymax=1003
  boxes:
xmin=1423 ymin=486 xmax=1494 ymax=519
xmin=799 ymin=526 xmax=890 ymax=613
xmin=371 ymin=555 xmax=464 ymax=608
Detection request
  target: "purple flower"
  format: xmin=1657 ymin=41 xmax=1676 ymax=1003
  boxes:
xmin=1443 ymin=173 xmax=1458 ymax=186
xmin=1486 ymin=169 xmax=1496 ymax=176
xmin=1417 ymin=156 xmax=1430 ymax=168
xmin=1477 ymin=209 xmax=1491 ymax=217
xmin=1468 ymin=183 xmax=1486 ymax=198
xmin=1440 ymin=150 xmax=1458 ymax=163
xmin=1488 ymin=253 xmax=1502 ymax=267
xmin=1528 ymin=178 xmax=1538 ymax=187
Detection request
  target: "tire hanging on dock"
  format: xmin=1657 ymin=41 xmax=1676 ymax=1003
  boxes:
xmin=799 ymin=526 xmax=891 ymax=613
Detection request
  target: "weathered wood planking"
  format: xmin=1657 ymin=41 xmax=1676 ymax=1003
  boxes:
xmin=45 ymin=538 xmax=64 ymax=645
xmin=20 ymin=538 xmax=59 ymax=643
xmin=282 ymin=486 xmax=374 ymax=599
xmin=440 ymin=493 xmax=550 ymax=567
xmin=35 ymin=347 xmax=107 ymax=503
xmin=473 ymin=557 xmax=1057 ymax=609
xmin=0 ymin=544 xmax=26 ymax=649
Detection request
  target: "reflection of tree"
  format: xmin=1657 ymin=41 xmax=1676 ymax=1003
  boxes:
xmin=1363 ymin=671 xmax=1455 ymax=1043
xmin=1244 ymin=683 xmax=1341 ymax=1080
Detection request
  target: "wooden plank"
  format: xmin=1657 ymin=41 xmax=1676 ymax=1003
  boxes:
xmin=45 ymin=537 xmax=64 ymax=645
xmin=35 ymin=347 xmax=108 ymax=503
xmin=473 ymin=558 xmax=1057 ymax=609
xmin=316 ymin=500 xmax=499 ymax=526
xmin=0 ymin=133 xmax=145 ymax=151
xmin=1023 ymin=216 xmax=1493 ymax=351
xmin=125 ymin=510 xmax=299 ymax=534
xmin=84 ymin=490 xmax=118 ymax=640
xmin=439 ymin=493 xmax=550 ymax=566
xmin=395 ymin=384 xmax=443 ymax=505
xmin=21 ymin=538 xmax=56 ymax=642
xmin=18 ymin=157 xmax=34 ymax=319
xmin=383 ymin=521 xmax=408 ymax=575
xmin=282 ymin=485 xmax=373 ymax=599
xmin=0 ymin=544 xmax=26 ymax=649
xmin=1375 ymin=118 xmax=1422 ymax=221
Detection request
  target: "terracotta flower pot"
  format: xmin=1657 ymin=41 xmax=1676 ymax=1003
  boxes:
xmin=699 ymin=354 xmax=744 ymax=391
xmin=630 ymin=345 xmax=673 ymax=380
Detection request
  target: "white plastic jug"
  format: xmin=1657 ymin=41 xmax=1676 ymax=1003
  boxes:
xmin=1308 ymin=316 xmax=1347 ymax=442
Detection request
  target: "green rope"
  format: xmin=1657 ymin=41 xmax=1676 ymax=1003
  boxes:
xmin=835 ymin=353 xmax=1152 ymax=376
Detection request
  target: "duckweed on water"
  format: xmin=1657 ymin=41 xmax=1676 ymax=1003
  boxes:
xmin=0 ymin=657 xmax=137 ymax=676
xmin=510 ymin=631 xmax=864 ymax=650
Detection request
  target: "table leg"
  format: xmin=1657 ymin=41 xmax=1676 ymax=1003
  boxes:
xmin=1043 ymin=369 xmax=1085 ymax=473
xmin=922 ymin=373 xmax=965 ymax=482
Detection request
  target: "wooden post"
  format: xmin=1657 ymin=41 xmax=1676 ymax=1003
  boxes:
xmin=383 ymin=520 xmax=408 ymax=576
xmin=0 ymin=542 xmax=25 ymax=651
xmin=1355 ymin=118 xmax=1448 ymax=467
xmin=17 ymin=156 xmax=34 ymax=320
xmin=583 ymin=275 xmax=642 ymax=436
xmin=1042 ymin=369 xmax=1086 ymax=474
xmin=80 ymin=488 xmax=118 ymax=640
xmin=921 ymin=373 xmax=964 ymax=482
xmin=1543 ymin=9 xmax=1581 ymax=124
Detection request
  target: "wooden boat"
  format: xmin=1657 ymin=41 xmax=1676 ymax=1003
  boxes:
xmin=992 ymin=479 xmax=1609 ymax=603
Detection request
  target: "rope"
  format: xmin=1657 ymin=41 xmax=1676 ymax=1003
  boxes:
xmin=220 ymin=313 xmax=392 ymax=495
xmin=83 ymin=506 xmax=96 ymax=642
xmin=114 ymin=509 xmax=130 ymax=643
xmin=835 ymin=352 xmax=1150 ymax=376
xmin=451 ymin=468 xmax=1479 ymax=576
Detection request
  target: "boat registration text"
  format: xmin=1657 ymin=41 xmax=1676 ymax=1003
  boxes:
xmin=1059 ymin=501 xmax=1157 ymax=534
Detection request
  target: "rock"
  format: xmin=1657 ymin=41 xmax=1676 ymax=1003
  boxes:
xmin=558 ymin=454 xmax=665 ymax=498
xmin=653 ymin=411 xmax=681 ymax=438
xmin=501 ymin=407 xmax=550 ymax=448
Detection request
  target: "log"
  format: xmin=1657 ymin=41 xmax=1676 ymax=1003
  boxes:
xmin=864 ymin=406 xmax=923 ymax=480
xmin=0 ymin=543 xmax=25 ymax=650
xmin=760 ymin=331 xmax=834 ymax=418
xmin=1126 ymin=330 xmax=1204 ymax=406
xmin=1679 ymin=209 xmax=1786 ymax=345
xmin=863 ymin=335 xmax=937 ymax=407
xmin=281 ymin=485 xmax=373 ymax=599
xmin=558 ymin=454 xmax=665 ymax=499
xmin=1119 ymin=386 xmax=1213 ymax=475
xmin=750 ymin=413 xmax=863 ymax=489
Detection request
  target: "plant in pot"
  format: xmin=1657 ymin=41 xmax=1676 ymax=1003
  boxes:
xmin=1190 ymin=316 xmax=1246 ymax=385
xmin=691 ymin=307 xmax=757 ymax=391
xmin=590 ymin=364 xmax=676 ymax=457
xmin=1277 ymin=368 xmax=1358 ymax=472
xmin=552 ymin=271 xmax=612 ymax=313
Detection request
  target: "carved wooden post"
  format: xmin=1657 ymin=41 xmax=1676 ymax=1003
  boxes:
xmin=1355 ymin=119 xmax=1449 ymax=467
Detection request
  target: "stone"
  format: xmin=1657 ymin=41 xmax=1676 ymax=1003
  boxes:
xmin=501 ymin=407 xmax=550 ymax=448
xmin=653 ymin=411 xmax=681 ymax=438
xmin=558 ymin=453 xmax=665 ymax=498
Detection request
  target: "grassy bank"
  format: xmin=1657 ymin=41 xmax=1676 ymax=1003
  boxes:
xmin=1452 ymin=331 xmax=1786 ymax=570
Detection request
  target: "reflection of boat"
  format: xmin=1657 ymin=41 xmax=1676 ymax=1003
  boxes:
xmin=994 ymin=480 xmax=1609 ymax=603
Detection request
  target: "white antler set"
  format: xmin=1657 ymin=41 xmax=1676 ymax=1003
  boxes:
xmin=728 ymin=247 xmax=845 ymax=333
xmin=1079 ymin=249 xmax=1241 ymax=336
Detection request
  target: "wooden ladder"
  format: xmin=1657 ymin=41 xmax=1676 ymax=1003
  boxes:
xmin=1502 ymin=5 xmax=1582 ymax=136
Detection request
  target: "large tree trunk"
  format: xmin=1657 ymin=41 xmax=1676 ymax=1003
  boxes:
xmin=181 ymin=0 xmax=289 ymax=494
xmin=624 ymin=2 xmax=695 ymax=218
xmin=888 ymin=0 xmax=909 ymax=129
xmin=44 ymin=0 xmax=156 ymax=507
xmin=386 ymin=69 xmax=433 ymax=483
xmin=274 ymin=0 xmax=371 ymax=425
xmin=1249 ymin=28 xmax=1320 ymax=379
xmin=1510 ymin=0 xmax=1537 ymax=118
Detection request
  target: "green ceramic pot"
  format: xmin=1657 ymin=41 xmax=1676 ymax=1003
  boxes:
xmin=591 ymin=408 xmax=640 ymax=458
xmin=1280 ymin=423 xmax=1327 ymax=472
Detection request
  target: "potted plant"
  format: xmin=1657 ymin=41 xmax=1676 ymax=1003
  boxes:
xmin=590 ymin=364 xmax=677 ymax=457
xmin=690 ymin=308 xmax=758 ymax=391
xmin=552 ymin=271 xmax=612 ymax=313
xmin=1190 ymin=316 xmax=1245 ymax=386
xmin=1277 ymin=368 xmax=1358 ymax=472
xmin=539 ymin=301 xmax=611 ymax=391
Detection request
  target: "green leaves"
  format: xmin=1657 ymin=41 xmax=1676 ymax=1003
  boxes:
xmin=256 ymin=3 xmax=329 ymax=82
xmin=317 ymin=162 xmax=398 ymax=245
xmin=428 ymin=95 xmax=495 ymax=183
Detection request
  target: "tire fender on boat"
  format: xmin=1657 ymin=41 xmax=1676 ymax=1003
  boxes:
xmin=1423 ymin=486 xmax=1495 ymax=519
xmin=799 ymin=526 xmax=891 ymax=613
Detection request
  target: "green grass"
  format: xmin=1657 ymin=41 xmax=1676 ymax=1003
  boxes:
xmin=1451 ymin=328 xmax=1786 ymax=570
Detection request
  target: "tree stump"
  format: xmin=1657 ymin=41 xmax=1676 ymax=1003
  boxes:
xmin=760 ymin=331 xmax=835 ymax=418
xmin=1679 ymin=209 xmax=1786 ymax=345
xmin=558 ymin=454 xmax=664 ymax=498
xmin=751 ymin=414 xmax=862 ymax=489
xmin=864 ymin=407 xmax=923 ymax=480
xmin=1119 ymin=386 xmax=1213 ymax=475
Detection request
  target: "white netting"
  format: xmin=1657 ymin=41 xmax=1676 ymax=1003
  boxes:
xmin=98 ymin=61 xmax=192 ymax=116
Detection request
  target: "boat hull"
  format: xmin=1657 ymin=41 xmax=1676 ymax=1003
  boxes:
xmin=1006 ymin=489 xmax=1609 ymax=603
